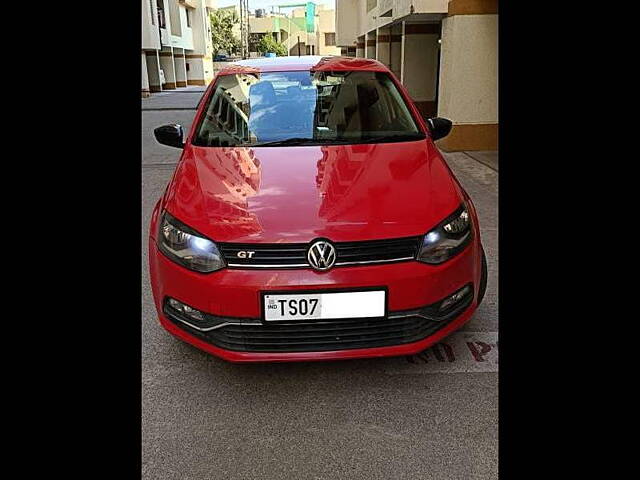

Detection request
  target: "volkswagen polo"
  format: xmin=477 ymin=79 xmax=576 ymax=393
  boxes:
xmin=148 ymin=56 xmax=487 ymax=362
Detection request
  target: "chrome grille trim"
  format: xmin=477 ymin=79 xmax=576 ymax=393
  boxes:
xmin=226 ymin=257 xmax=415 ymax=269
xmin=218 ymin=236 xmax=422 ymax=269
xmin=227 ymin=263 xmax=309 ymax=268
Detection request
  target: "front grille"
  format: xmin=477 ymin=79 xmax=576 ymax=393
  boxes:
xmin=219 ymin=243 xmax=308 ymax=267
xmin=334 ymin=237 xmax=422 ymax=265
xmin=197 ymin=316 xmax=451 ymax=352
xmin=163 ymin=286 xmax=472 ymax=353
xmin=218 ymin=236 xmax=422 ymax=269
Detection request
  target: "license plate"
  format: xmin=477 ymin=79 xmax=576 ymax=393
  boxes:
xmin=262 ymin=290 xmax=387 ymax=322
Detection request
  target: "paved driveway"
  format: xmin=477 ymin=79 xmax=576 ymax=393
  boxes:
xmin=142 ymin=88 xmax=498 ymax=480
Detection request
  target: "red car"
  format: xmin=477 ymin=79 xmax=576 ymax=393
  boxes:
xmin=149 ymin=56 xmax=487 ymax=363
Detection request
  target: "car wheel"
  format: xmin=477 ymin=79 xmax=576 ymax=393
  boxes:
xmin=477 ymin=247 xmax=488 ymax=306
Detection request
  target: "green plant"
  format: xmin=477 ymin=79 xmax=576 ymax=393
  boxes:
xmin=230 ymin=36 xmax=242 ymax=56
xmin=210 ymin=9 xmax=239 ymax=57
xmin=256 ymin=33 xmax=287 ymax=57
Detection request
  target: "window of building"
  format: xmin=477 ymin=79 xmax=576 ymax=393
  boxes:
xmin=157 ymin=0 xmax=166 ymax=29
xmin=149 ymin=0 xmax=155 ymax=25
xmin=325 ymin=33 xmax=336 ymax=46
xmin=186 ymin=9 xmax=191 ymax=28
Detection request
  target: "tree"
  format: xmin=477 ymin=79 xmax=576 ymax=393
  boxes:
xmin=209 ymin=9 xmax=239 ymax=57
xmin=256 ymin=33 xmax=287 ymax=57
xmin=230 ymin=36 xmax=242 ymax=56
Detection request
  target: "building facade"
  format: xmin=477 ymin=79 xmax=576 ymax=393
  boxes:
xmin=142 ymin=0 xmax=218 ymax=96
xmin=335 ymin=0 xmax=498 ymax=151
xmin=249 ymin=4 xmax=341 ymax=57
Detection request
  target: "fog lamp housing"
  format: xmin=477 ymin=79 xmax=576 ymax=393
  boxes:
xmin=166 ymin=297 xmax=204 ymax=321
xmin=439 ymin=285 xmax=472 ymax=312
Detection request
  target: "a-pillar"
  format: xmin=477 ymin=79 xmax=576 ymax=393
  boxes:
xmin=376 ymin=26 xmax=391 ymax=68
xmin=436 ymin=0 xmax=498 ymax=151
xmin=366 ymin=31 xmax=376 ymax=59
xmin=356 ymin=36 xmax=365 ymax=58
xmin=173 ymin=48 xmax=187 ymax=88
xmin=401 ymin=22 xmax=440 ymax=119
xmin=159 ymin=49 xmax=177 ymax=89
xmin=145 ymin=51 xmax=163 ymax=93
xmin=389 ymin=24 xmax=402 ymax=79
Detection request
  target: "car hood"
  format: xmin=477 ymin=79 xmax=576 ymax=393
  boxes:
xmin=163 ymin=140 xmax=464 ymax=243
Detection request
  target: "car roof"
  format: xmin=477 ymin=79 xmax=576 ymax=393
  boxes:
xmin=223 ymin=55 xmax=389 ymax=74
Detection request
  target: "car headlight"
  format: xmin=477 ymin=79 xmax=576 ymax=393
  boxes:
xmin=157 ymin=212 xmax=226 ymax=273
xmin=417 ymin=204 xmax=473 ymax=264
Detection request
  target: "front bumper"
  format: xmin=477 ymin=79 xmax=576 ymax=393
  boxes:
xmin=149 ymin=238 xmax=482 ymax=362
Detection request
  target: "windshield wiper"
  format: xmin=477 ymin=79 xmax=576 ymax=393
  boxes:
xmin=252 ymin=137 xmax=323 ymax=147
xmin=357 ymin=133 xmax=426 ymax=144
xmin=251 ymin=133 xmax=425 ymax=147
xmin=252 ymin=137 xmax=355 ymax=147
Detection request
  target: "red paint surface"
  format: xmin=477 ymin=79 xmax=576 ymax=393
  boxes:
xmin=148 ymin=57 xmax=484 ymax=362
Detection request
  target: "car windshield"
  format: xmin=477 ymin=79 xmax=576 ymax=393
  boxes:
xmin=191 ymin=70 xmax=425 ymax=147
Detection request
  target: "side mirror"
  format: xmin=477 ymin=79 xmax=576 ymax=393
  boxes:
xmin=426 ymin=117 xmax=453 ymax=141
xmin=154 ymin=124 xmax=184 ymax=148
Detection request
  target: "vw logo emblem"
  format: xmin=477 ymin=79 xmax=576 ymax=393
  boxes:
xmin=307 ymin=240 xmax=337 ymax=271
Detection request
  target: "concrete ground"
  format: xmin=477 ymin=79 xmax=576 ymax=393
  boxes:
xmin=463 ymin=151 xmax=498 ymax=172
xmin=142 ymin=89 xmax=498 ymax=480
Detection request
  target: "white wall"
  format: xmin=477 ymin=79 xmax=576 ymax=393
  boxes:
xmin=366 ymin=31 xmax=376 ymax=58
xmin=160 ymin=53 xmax=177 ymax=87
xmin=146 ymin=52 xmax=163 ymax=90
xmin=187 ymin=57 xmax=205 ymax=82
xmin=142 ymin=53 xmax=150 ymax=91
xmin=142 ymin=0 xmax=161 ymax=50
xmin=318 ymin=9 xmax=341 ymax=55
xmin=190 ymin=0 xmax=210 ymax=55
xmin=389 ymin=24 xmax=402 ymax=78
xmin=438 ymin=14 xmax=498 ymax=124
xmin=174 ymin=51 xmax=187 ymax=85
xmin=401 ymin=28 xmax=439 ymax=103
xmin=337 ymin=0 xmax=448 ymax=38
xmin=187 ymin=56 xmax=215 ymax=84
xmin=376 ymin=27 xmax=391 ymax=67
xmin=394 ymin=0 xmax=448 ymax=19
xmin=335 ymin=0 xmax=359 ymax=47
xmin=178 ymin=6 xmax=194 ymax=50
xmin=168 ymin=0 xmax=182 ymax=36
